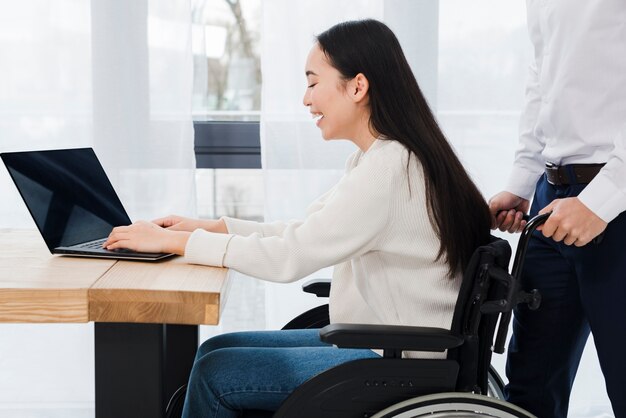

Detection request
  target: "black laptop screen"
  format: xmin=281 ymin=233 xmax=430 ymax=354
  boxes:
xmin=1 ymin=148 xmax=132 ymax=250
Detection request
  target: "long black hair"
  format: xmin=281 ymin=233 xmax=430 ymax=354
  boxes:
xmin=317 ymin=19 xmax=491 ymax=275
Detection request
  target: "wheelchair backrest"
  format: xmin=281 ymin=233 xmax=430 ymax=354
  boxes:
xmin=447 ymin=236 xmax=513 ymax=394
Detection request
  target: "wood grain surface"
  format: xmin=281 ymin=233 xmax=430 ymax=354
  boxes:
xmin=0 ymin=230 xmax=229 ymax=325
xmin=0 ymin=229 xmax=115 ymax=322
xmin=89 ymin=256 xmax=229 ymax=325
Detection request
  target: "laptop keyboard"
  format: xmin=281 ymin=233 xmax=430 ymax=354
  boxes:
xmin=55 ymin=237 xmax=168 ymax=258
xmin=76 ymin=238 xmax=135 ymax=254
xmin=78 ymin=238 xmax=108 ymax=249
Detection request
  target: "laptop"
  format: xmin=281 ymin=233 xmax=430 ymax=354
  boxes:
xmin=1 ymin=147 xmax=175 ymax=261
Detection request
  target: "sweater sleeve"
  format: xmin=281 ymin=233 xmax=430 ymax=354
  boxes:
xmin=221 ymin=217 xmax=297 ymax=238
xmin=221 ymin=183 xmax=340 ymax=237
xmin=184 ymin=159 xmax=392 ymax=282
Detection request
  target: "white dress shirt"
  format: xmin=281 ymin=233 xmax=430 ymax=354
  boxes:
xmin=506 ymin=0 xmax=626 ymax=222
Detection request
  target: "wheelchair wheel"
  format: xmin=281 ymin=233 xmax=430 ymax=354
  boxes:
xmin=165 ymin=384 xmax=187 ymax=418
xmin=281 ymin=304 xmax=329 ymax=330
xmin=487 ymin=365 xmax=505 ymax=399
xmin=370 ymin=392 xmax=535 ymax=418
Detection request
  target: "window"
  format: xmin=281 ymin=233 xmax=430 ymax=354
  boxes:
xmin=191 ymin=0 xmax=261 ymax=118
xmin=437 ymin=0 xmax=530 ymax=198
xmin=191 ymin=0 xmax=262 ymax=220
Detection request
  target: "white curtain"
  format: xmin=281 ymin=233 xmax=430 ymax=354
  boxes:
xmin=260 ymin=0 xmax=611 ymax=416
xmin=0 ymin=1 xmax=195 ymax=414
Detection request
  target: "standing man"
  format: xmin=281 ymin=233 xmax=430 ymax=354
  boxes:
xmin=489 ymin=1 xmax=626 ymax=417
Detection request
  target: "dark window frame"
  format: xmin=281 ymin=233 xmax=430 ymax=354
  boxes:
xmin=193 ymin=121 xmax=261 ymax=169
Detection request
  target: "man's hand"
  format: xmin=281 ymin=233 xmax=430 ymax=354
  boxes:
xmin=489 ymin=191 xmax=530 ymax=233
xmin=538 ymin=197 xmax=607 ymax=246
xmin=103 ymin=221 xmax=191 ymax=255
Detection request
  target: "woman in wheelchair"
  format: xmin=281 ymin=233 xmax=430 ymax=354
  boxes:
xmin=105 ymin=19 xmax=493 ymax=417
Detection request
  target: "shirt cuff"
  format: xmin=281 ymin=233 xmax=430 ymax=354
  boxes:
xmin=578 ymin=173 xmax=626 ymax=223
xmin=184 ymin=229 xmax=234 ymax=267
xmin=221 ymin=217 xmax=263 ymax=237
xmin=505 ymin=164 xmax=542 ymax=200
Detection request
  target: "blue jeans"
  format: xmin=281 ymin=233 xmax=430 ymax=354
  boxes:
xmin=181 ymin=329 xmax=379 ymax=418
xmin=505 ymin=175 xmax=626 ymax=418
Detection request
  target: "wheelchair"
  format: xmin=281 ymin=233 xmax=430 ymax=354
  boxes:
xmin=167 ymin=214 xmax=547 ymax=418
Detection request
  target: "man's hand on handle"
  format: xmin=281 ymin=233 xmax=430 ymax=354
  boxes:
xmin=489 ymin=191 xmax=607 ymax=246
xmin=537 ymin=197 xmax=607 ymax=246
xmin=489 ymin=191 xmax=530 ymax=233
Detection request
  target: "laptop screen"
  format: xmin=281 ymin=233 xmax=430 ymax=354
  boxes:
xmin=1 ymin=148 xmax=131 ymax=250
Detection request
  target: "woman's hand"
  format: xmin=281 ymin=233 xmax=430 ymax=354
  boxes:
xmin=103 ymin=221 xmax=191 ymax=255
xmin=152 ymin=215 xmax=228 ymax=233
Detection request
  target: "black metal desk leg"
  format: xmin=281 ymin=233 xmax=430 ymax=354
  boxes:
xmin=95 ymin=323 xmax=198 ymax=418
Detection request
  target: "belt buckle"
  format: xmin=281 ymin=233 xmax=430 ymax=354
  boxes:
xmin=545 ymin=162 xmax=560 ymax=185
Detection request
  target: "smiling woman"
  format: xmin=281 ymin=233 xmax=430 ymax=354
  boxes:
xmin=101 ymin=19 xmax=492 ymax=417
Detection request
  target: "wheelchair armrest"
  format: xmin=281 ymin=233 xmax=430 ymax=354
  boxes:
xmin=319 ymin=323 xmax=464 ymax=353
xmin=302 ymin=279 xmax=331 ymax=298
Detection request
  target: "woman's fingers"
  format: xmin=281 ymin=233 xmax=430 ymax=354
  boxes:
xmin=103 ymin=223 xmax=143 ymax=248
xmin=103 ymin=229 xmax=129 ymax=248
xmin=152 ymin=215 xmax=184 ymax=228
xmin=152 ymin=217 xmax=168 ymax=227
xmin=105 ymin=239 xmax=133 ymax=251
xmin=103 ymin=220 xmax=176 ymax=253
xmin=153 ymin=216 xmax=178 ymax=226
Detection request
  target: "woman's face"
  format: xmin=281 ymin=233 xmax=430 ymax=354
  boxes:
xmin=302 ymin=44 xmax=363 ymax=141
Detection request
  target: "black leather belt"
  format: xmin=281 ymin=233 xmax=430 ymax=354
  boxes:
xmin=545 ymin=163 xmax=605 ymax=186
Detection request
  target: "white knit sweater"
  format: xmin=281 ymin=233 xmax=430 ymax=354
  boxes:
xmin=185 ymin=139 xmax=461 ymax=355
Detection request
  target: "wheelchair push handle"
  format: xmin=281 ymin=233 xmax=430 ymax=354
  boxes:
xmin=492 ymin=212 xmax=550 ymax=354
xmin=511 ymin=212 xmax=550 ymax=280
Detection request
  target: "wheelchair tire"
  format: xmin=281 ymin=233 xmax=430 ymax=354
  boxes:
xmin=487 ymin=365 xmax=506 ymax=399
xmin=370 ymin=392 xmax=536 ymax=418
xmin=165 ymin=384 xmax=187 ymax=418
xmin=281 ymin=304 xmax=329 ymax=330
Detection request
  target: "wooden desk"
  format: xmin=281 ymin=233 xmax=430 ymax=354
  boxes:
xmin=0 ymin=229 xmax=230 ymax=418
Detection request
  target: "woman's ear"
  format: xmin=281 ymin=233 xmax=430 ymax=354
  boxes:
xmin=350 ymin=73 xmax=369 ymax=103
